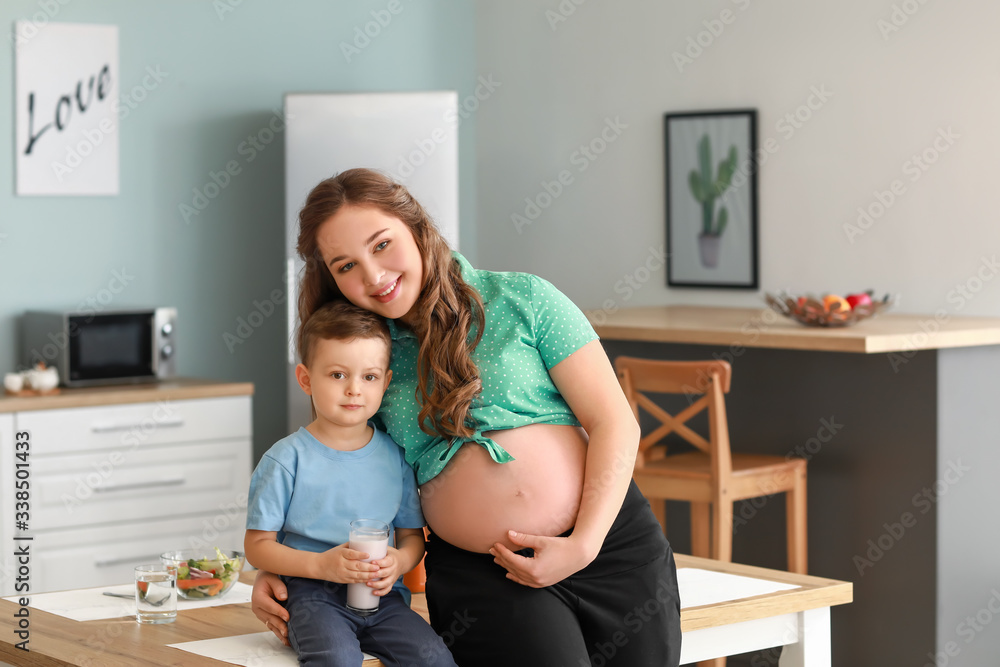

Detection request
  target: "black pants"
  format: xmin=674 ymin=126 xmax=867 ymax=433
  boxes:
xmin=424 ymin=480 xmax=682 ymax=667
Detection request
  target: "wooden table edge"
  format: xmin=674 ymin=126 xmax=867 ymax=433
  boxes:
xmin=680 ymin=582 xmax=854 ymax=632
xmin=675 ymin=554 xmax=854 ymax=632
xmin=587 ymin=305 xmax=1000 ymax=354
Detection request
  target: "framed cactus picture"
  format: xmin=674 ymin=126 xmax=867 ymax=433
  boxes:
xmin=665 ymin=109 xmax=758 ymax=288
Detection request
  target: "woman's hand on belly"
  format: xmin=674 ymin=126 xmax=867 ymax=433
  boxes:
xmin=489 ymin=530 xmax=600 ymax=588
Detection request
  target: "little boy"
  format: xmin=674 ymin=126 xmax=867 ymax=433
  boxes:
xmin=245 ymin=301 xmax=456 ymax=667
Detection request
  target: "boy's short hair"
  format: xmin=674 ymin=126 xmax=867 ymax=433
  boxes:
xmin=297 ymin=301 xmax=391 ymax=368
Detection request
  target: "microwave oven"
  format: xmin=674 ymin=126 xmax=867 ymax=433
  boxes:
xmin=21 ymin=308 xmax=177 ymax=388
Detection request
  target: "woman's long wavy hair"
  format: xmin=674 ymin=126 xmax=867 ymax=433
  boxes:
xmin=296 ymin=168 xmax=484 ymax=439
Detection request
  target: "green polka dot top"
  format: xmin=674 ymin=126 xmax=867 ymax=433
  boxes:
xmin=375 ymin=251 xmax=599 ymax=485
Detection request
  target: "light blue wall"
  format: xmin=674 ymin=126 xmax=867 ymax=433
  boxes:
xmin=0 ymin=0 xmax=477 ymax=459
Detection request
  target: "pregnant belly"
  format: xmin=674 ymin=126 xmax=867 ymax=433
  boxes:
xmin=419 ymin=423 xmax=588 ymax=553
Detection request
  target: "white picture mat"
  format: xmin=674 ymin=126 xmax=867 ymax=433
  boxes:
xmin=169 ymin=632 xmax=299 ymax=666
xmin=168 ymin=632 xmax=378 ymax=665
xmin=14 ymin=21 xmax=120 ymax=195
xmin=2 ymin=581 xmax=252 ymax=622
xmin=677 ymin=567 xmax=800 ymax=609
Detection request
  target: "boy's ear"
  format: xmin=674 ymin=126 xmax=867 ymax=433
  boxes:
xmin=295 ymin=363 xmax=313 ymax=395
xmin=383 ymin=369 xmax=392 ymax=389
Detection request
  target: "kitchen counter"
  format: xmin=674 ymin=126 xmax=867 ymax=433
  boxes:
xmin=584 ymin=305 xmax=1000 ymax=353
xmin=0 ymin=379 xmax=254 ymax=597
xmin=590 ymin=306 xmax=1000 ymax=667
xmin=0 ymin=377 xmax=254 ymax=413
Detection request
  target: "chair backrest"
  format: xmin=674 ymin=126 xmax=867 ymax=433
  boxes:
xmin=614 ymin=357 xmax=733 ymax=478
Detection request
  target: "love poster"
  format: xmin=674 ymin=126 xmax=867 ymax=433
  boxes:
xmin=15 ymin=22 xmax=119 ymax=196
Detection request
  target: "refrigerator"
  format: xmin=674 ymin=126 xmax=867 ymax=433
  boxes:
xmin=284 ymin=92 xmax=459 ymax=432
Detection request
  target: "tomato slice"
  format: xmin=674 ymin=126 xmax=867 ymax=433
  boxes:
xmin=178 ymin=577 xmax=223 ymax=590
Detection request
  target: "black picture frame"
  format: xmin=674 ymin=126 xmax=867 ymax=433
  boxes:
xmin=665 ymin=109 xmax=759 ymax=289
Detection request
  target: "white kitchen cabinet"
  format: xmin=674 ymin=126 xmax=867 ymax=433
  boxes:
xmin=0 ymin=381 xmax=252 ymax=596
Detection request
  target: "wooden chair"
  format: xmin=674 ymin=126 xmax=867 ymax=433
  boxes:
xmin=614 ymin=356 xmax=808 ymax=575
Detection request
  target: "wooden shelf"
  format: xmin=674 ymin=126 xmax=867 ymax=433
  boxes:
xmin=586 ymin=305 xmax=1000 ymax=354
xmin=0 ymin=377 xmax=254 ymax=413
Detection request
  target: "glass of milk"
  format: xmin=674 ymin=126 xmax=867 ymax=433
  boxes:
xmin=346 ymin=519 xmax=390 ymax=616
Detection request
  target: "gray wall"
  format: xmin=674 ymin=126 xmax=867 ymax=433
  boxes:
xmin=475 ymin=0 xmax=1000 ymax=321
xmin=0 ymin=0 xmax=478 ymax=461
xmin=474 ymin=2 xmax=1000 ymax=662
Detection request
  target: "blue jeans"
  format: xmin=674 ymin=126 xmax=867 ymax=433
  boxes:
xmin=282 ymin=576 xmax=457 ymax=667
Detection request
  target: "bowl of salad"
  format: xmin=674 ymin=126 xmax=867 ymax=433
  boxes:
xmin=160 ymin=548 xmax=244 ymax=600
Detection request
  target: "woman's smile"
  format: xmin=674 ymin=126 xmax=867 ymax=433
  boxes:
xmin=371 ymin=276 xmax=401 ymax=302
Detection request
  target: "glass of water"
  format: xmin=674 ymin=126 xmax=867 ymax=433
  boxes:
xmin=134 ymin=563 xmax=177 ymax=624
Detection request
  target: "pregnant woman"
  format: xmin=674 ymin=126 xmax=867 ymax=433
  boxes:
xmin=252 ymin=168 xmax=681 ymax=666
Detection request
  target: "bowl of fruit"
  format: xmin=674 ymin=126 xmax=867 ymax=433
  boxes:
xmin=764 ymin=290 xmax=893 ymax=327
xmin=160 ymin=548 xmax=244 ymax=599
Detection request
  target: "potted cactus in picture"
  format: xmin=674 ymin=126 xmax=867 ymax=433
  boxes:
xmin=688 ymin=134 xmax=738 ymax=268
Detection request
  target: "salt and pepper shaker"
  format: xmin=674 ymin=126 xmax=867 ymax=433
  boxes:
xmin=4 ymin=362 xmax=60 ymax=393
xmin=4 ymin=372 xmax=24 ymax=393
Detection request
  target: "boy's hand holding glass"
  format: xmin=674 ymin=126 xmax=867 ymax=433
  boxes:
xmin=368 ymin=548 xmax=403 ymax=596
xmin=315 ymin=542 xmax=380 ymax=584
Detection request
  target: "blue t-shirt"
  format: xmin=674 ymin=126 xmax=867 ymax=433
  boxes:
xmin=246 ymin=425 xmax=424 ymax=594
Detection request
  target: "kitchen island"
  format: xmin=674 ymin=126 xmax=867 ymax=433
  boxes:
xmin=587 ymin=306 xmax=1000 ymax=667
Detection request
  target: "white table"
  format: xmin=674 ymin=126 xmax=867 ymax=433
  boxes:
xmin=676 ymin=554 xmax=853 ymax=666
